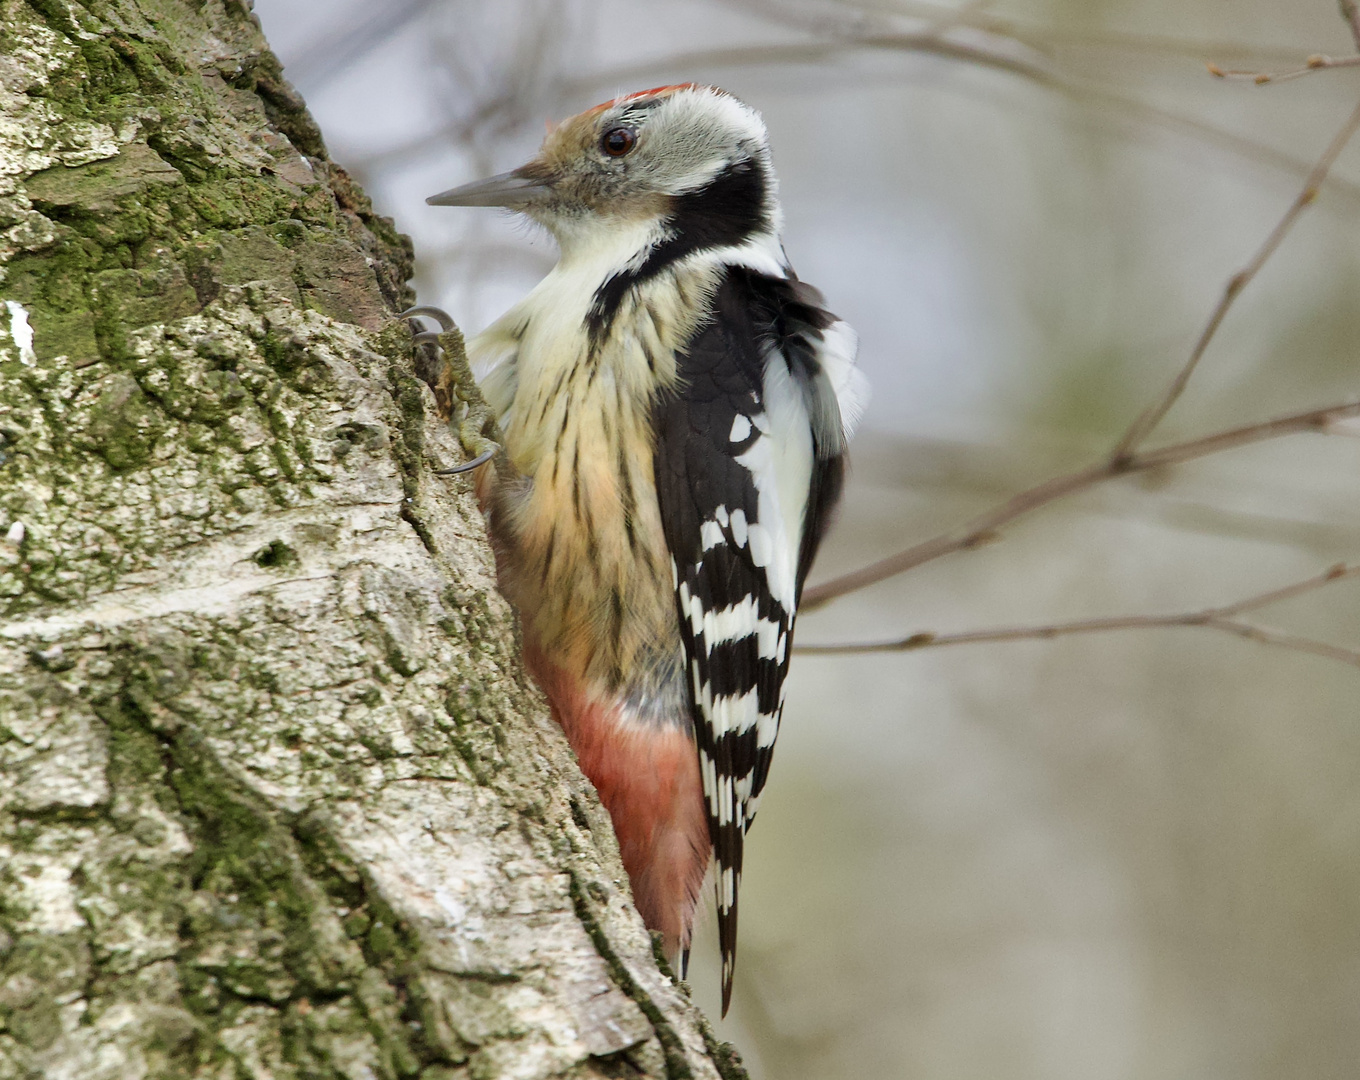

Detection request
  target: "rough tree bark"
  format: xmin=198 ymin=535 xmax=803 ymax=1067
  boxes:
xmin=0 ymin=2 xmax=745 ymax=1077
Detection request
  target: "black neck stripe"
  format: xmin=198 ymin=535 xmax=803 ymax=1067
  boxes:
xmin=586 ymin=157 xmax=770 ymax=346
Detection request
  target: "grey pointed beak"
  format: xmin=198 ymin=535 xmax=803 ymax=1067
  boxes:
xmin=426 ymin=170 xmax=551 ymax=208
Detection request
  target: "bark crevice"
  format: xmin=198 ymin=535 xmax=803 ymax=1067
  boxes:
xmin=0 ymin=1 xmax=740 ymax=1076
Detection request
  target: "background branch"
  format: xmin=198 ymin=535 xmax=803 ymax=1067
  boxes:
xmin=358 ymin=21 xmax=1360 ymax=210
xmin=1207 ymin=53 xmax=1360 ymax=84
xmin=804 ymin=85 xmax=1360 ymax=611
xmin=800 ymin=564 xmax=1360 ymax=669
xmin=1343 ymin=0 xmax=1360 ymax=51
xmin=248 ymin=0 xmax=1360 ymax=1073
xmin=802 ymin=399 xmax=1360 ymax=608
xmin=1110 ymin=97 xmax=1360 ymax=459
xmin=553 ymin=41 xmax=1360 ymax=208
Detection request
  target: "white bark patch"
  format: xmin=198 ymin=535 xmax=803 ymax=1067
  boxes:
xmin=5 ymin=300 xmax=37 ymax=365
xmin=3 ymin=847 xmax=88 ymax=934
xmin=0 ymin=694 xmax=109 ymax=813
xmin=0 ymin=4 xmax=735 ymax=1056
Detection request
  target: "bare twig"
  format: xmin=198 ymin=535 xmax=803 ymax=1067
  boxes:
xmin=1207 ymin=54 xmax=1360 ymax=84
xmin=364 ymin=24 xmax=1360 ymax=209
xmin=799 ymin=564 xmax=1360 ymax=670
xmin=803 ymin=94 xmax=1360 ymax=612
xmin=1206 ymin=0 xmax=1360 ymax=84
xmin=1205 ymin=0 xmax=1360 ymax=82
xmin=555 ymin=50 xmax=1360 ymax=210
xmin=1111 ymin=98 xmax=1360 ymax=460
xmin=1007 ymin=30 xmax=1319 ymax=67
xmin=286 ymin=0 xmax=440 ymax=89
xmin=1344 ymin=0 xmax=1360 ymax=52
xmin=735 ymin=0 xmax=1315 ymax=69
xmin=1128 ymin=400 xmax=1360 ymax=468
xmin=801 ymin=400 xmax=1360 ymax=609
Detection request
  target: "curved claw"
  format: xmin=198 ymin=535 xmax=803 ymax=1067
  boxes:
xmin=434 ymin=446 xmax=496 ymax=476
xmin=411 ymin=330 xmax=444 ymax=348
xmin=397 ymin=305 xmax=455 ymax=331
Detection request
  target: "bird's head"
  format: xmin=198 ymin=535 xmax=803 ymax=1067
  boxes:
xmin=428 ymin=85 xmax=782 ymax=265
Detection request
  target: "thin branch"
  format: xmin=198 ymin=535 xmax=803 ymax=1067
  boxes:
xmin=871 ymin=1 xmax=1326 ymax=66
xmin=1129 ymin=400 xmax=1360 ymax=468
xmin=1344 ymin=0 xmax=1360 ymax=52
xmin=1207 ymin=54 xmax=1360 ymax=84
xmin=735 ymin=0 xmax=1317 ymax=69
xmin=806 ymin=99 xmax=1360 ymax=610
xmin=1111 ymin=98 xmax=1360 ymax=460
xmin=1208 ymin=620 xmax=1360 ymax=668
xmin=1204 ymin=0 xmax=1360 ymax=82
xmin=285 ymin=0 xmax=440 ymax=89
xmin=362 ymin=29 xmax=1360 ymax=208
xmin=801 ymin=400 xmax=1360 ymax=609
xmin=1204 ymin=561 xmax=1360 ymax=615
xmin=1005 ymin=30 xmax=1322 ymax=67
xmin=557 ymin=50 xmax=1360 ymax=211
xmin=571 ymin=37 xmax=1062 ymax=111
xmin=798 ymin=564 xmax=1360 ymax=670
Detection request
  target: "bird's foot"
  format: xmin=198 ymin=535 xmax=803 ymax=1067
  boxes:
xmin=398 ymin=306 xmax=502 ymax=475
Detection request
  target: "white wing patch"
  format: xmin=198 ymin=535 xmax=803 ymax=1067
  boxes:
xmin=653 ymin=259 xmax=865 ymax=1015
xmin=818 ymin=319 xmax=870 ymax=440
xmin=737 ymin=354 xmax=813 ymax=614
xmin=686 ymin=596 xmax=759 ymax=648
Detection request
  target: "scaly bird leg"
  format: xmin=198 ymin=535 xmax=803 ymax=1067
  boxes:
xmin=398 ymin=306 xmax=503 ymax=475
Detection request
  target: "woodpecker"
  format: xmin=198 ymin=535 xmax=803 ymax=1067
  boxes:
xmin=418 ymin=84 xmax=867 ymax=1015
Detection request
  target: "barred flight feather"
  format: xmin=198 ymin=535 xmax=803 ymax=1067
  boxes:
xmin=654 ymin=264 xmax=857 ymax=1014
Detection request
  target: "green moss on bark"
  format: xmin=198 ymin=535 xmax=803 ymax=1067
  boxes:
xmin=0 ymin=0 xmax=743 ymax=1076
xmin=0 ymin=0 xmax=415 ymax=617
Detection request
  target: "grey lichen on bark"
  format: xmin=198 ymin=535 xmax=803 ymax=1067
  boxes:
xmin=0 ymin=2 xmax=745 ymax=1077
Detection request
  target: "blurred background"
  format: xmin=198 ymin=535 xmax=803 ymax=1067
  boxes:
xmin=250 ymin=1 xmax=1360 ymax=1076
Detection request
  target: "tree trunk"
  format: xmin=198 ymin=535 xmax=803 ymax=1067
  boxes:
xmin=0 ymin=2 xmax=744 ymax=1077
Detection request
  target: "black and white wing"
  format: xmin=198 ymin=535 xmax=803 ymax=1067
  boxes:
xmin=653 ymin=265 xmax=866 ymax=1014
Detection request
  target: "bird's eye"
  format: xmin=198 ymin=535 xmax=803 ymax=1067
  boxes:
xmin=601 ymin=126 xmax=637 ymax=157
